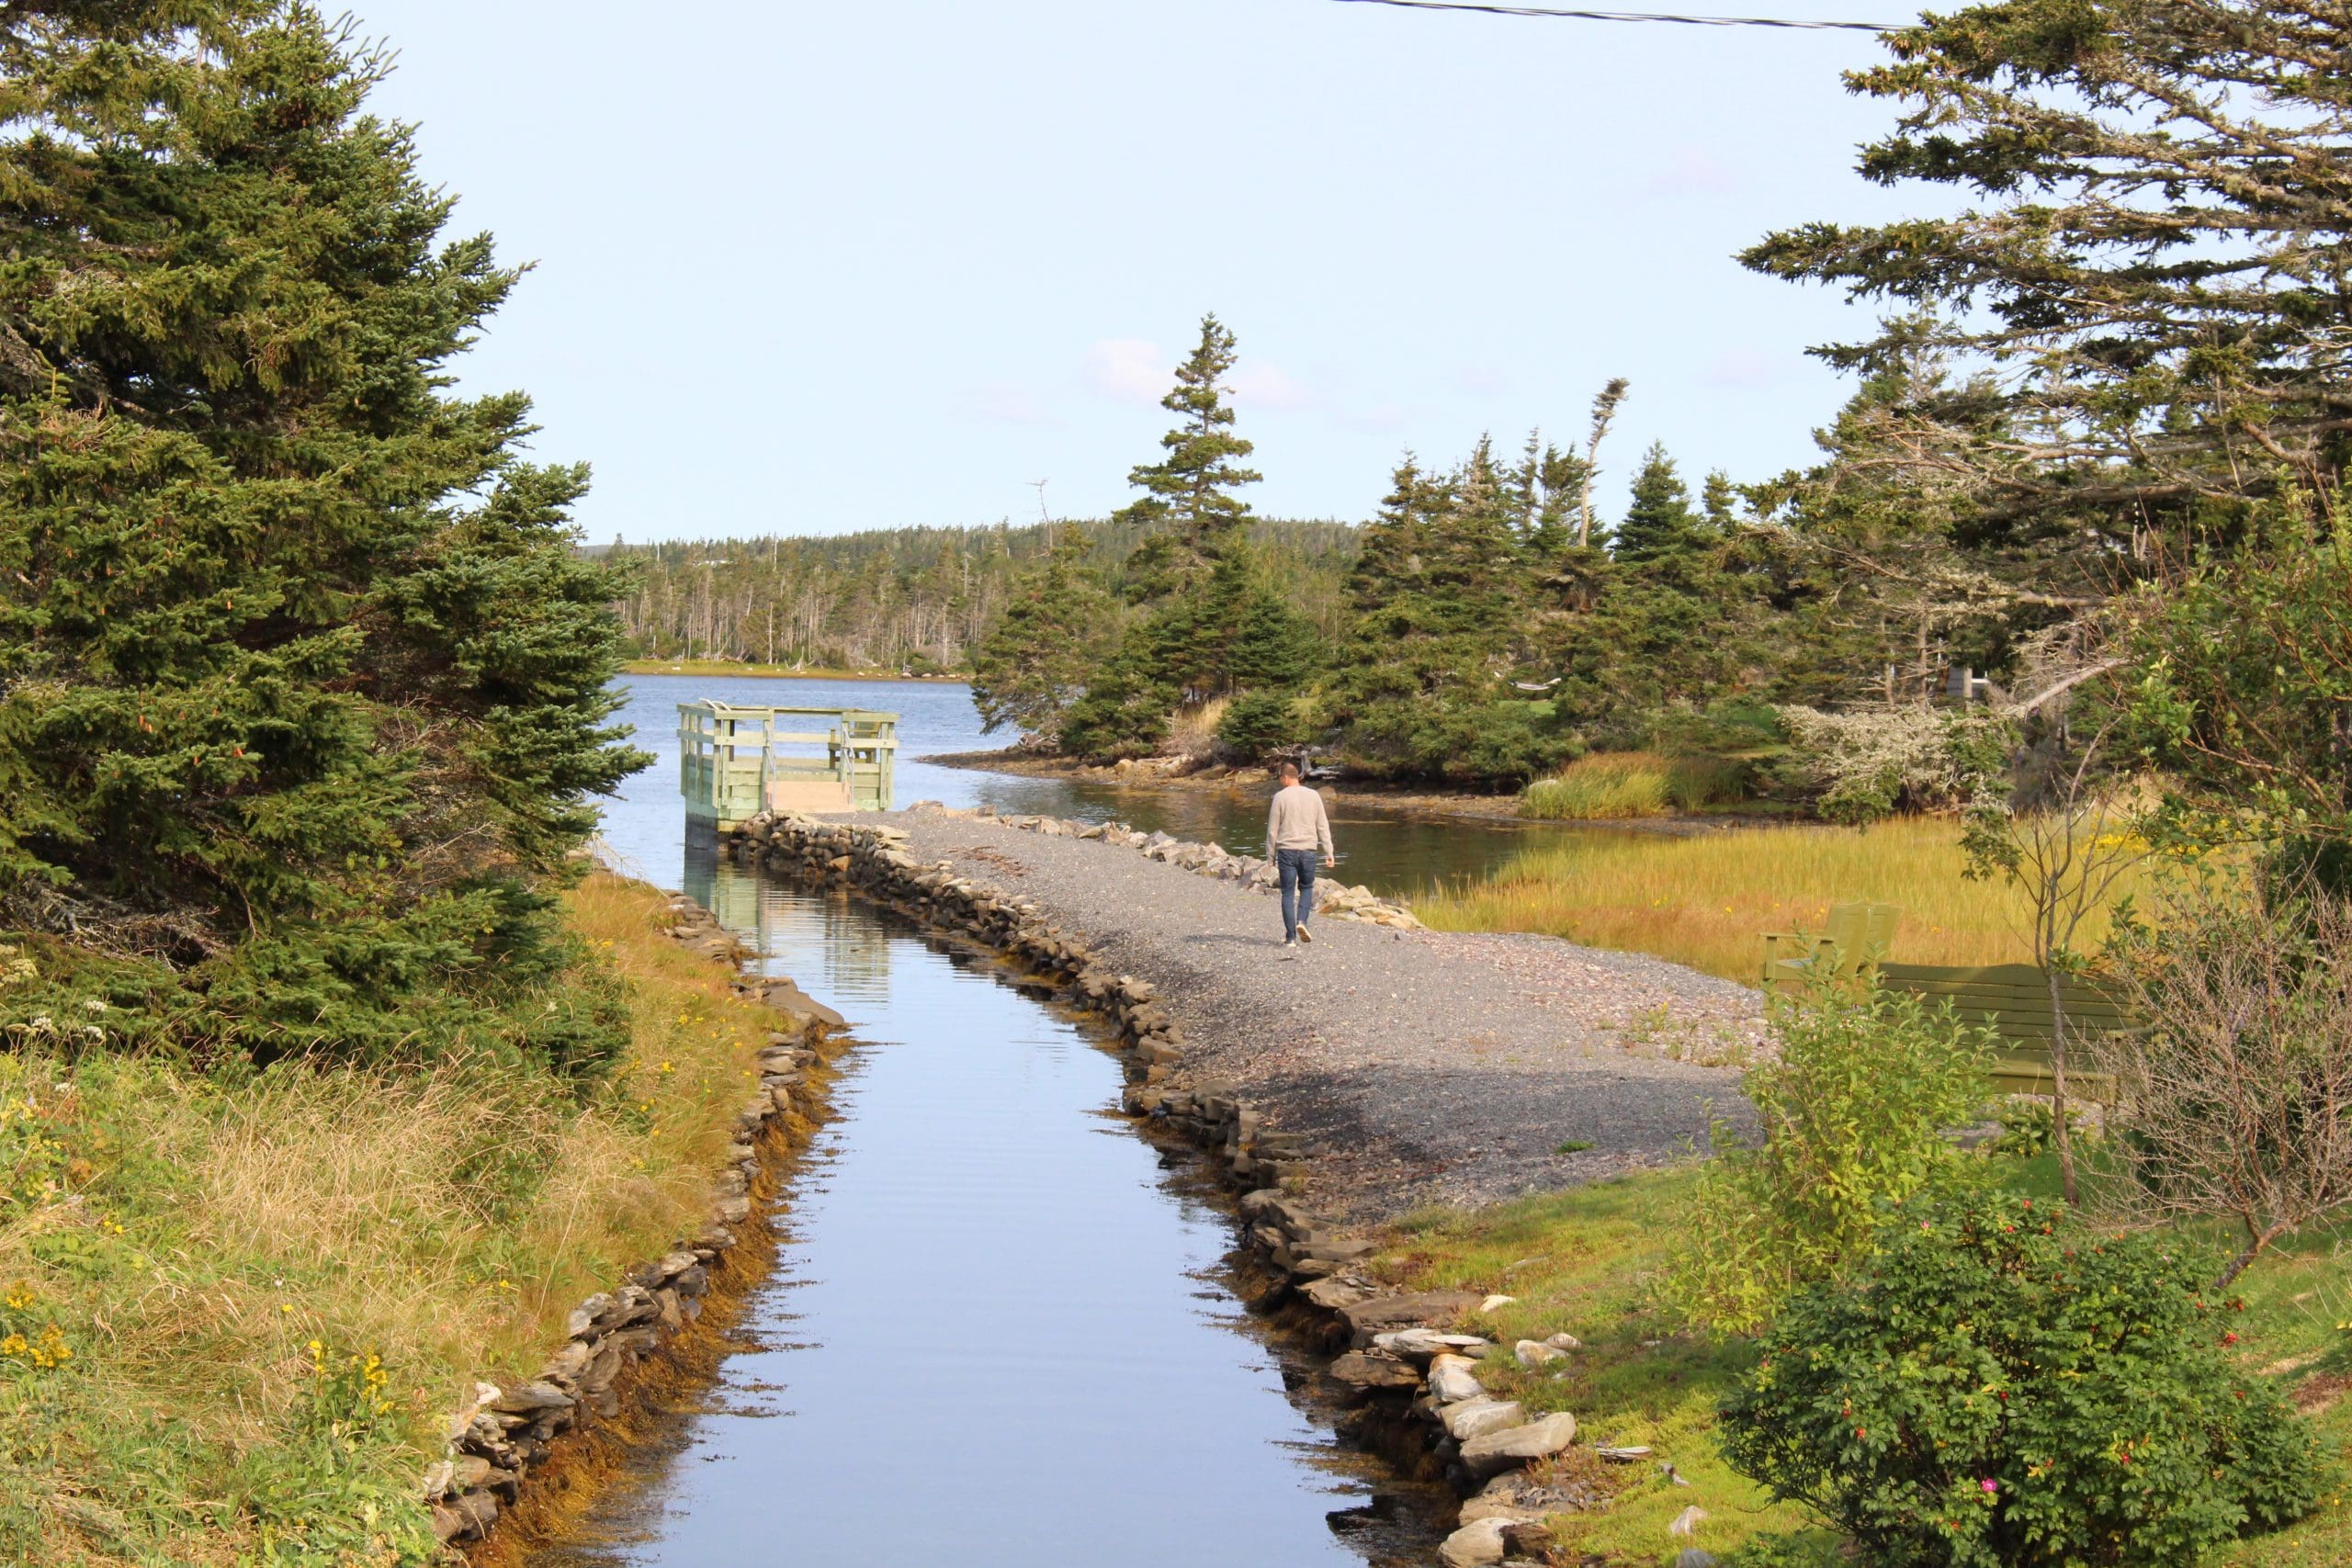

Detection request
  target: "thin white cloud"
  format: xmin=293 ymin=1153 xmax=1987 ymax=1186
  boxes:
xmin=969 ymin=382 xmax=1053 ymax=425
xmin=1086 ymin=338 xmax=1171 ymax=404
xmin=1703 ymin=348 xmax=1798 ymax=389
xmin=1638 ymin=149 xmax=1740 ymax=201
xmin=1230 ymin=362 xmax=1313 ymax=411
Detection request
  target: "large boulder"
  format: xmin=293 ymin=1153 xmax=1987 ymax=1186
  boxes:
xmin=1460 ymin=1411 xmax=1579 ymax=1480
xmin=1427 ymin=1353 xmax=1487 ymax=1404
xmin=1442 ymin=1398 xmax=1527 ymax=1441
xmin=1437 ymin=1517 xmax=1510 ymax=1567
xmin=1339 ymin=1291 xmax=1484 ymax=1344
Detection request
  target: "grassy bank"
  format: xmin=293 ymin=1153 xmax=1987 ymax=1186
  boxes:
xmin=1378 ymin=1162 xmax=2352 ymax=1566
xmin=1520 ymin=752 xmax=1754 ymax=821
xmin=0 ymin=874 xmax=783 ymax=1564
xmin=620 ymin=658 xmax=964 ymax=682
xmin=1415 ymin=816 xmax=2159 ymax=984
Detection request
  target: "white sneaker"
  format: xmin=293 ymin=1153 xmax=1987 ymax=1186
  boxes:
xmin=1282 ymin=936 xmax=1298 ymax=948
xmin=1296 ymin=925 xmax=1314 ymax=944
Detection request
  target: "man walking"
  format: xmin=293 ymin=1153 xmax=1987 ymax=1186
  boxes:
xmin=1266 ymin=761 xmax=1335 ymax=950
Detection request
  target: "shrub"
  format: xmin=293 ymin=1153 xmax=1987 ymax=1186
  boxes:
xmin=2103 ymin=881 xmax=2352 ymax=1285
xmin=1216 ymin=690 xmax=1305 ymax=761
xmin=1722 ymin=1193 xmax=2322 ymax=1567
xmin=1521 ymin=750 xmax=1751 ymax=820
xmin=1670 ymin=978 xmax=1994 ymax=1333
xmin=1774 ymin=705 xmax=2008 ymax=824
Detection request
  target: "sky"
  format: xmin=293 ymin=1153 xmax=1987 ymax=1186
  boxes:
xmin=354 ymin=0 xmax=1936 ymax=542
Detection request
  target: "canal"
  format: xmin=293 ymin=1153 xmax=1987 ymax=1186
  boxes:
xmin=529 ymin=675 xmax=1451 ymax=1565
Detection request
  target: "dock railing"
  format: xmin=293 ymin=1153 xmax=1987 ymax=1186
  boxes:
xmin=677 ymin=702 xmax=898 ymax=829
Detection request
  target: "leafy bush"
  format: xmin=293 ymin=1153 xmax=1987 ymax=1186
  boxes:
xmin=1521 ymin=750 xmax=1751 ymax=820
xmin=1986 ymin=1098 xmax=2092 ymax=1159
xmin=1722 ymin=1193 xmax=2322 ymax=1567
xmin=1671 ymin=979 xmax=1994 ymax=1333
xmin=1774 ymin=705 xmax=2008 ymax=824
xmin=1216 ymin=690 xmax=1306 ymax=761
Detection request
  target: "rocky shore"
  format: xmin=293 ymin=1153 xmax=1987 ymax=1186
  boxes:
xmin=726 ymin=807 xmax=1754 ymax=1566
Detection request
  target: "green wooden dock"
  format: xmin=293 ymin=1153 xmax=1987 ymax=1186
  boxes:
xmin=677 ymin=701 xmax=898 ymax=829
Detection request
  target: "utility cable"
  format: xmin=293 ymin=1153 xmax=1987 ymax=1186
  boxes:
xmin=1329 ymin=0 xmax=1905 ymax=31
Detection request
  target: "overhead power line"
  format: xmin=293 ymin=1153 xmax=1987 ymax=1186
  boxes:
xmin=1329 ymin=0 xmax=1904 ymax=31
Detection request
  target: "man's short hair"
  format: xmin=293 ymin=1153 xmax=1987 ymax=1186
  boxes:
xmin=1279 ymin=761 xmax=1301 ymax=780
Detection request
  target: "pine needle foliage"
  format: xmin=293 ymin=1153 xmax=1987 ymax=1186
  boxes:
xmin=0 ymin=2 xmax=645 ymax=1064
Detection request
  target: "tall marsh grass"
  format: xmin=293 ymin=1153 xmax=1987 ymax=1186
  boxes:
xmin=1520 ymin=750 xmax=1750 ymax=820
xmin=1417 ymin=816 xmax=2162 ymax=984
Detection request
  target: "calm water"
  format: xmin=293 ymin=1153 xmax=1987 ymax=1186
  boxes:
xmin=530 ymin=678 xmax=1447 ymax=1566
xmin=601 ymin=671 xmax=1577 ymax=898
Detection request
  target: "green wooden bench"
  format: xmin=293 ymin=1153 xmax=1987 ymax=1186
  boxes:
xmin=1871 ymin=961 xmax=2135 ymax=1101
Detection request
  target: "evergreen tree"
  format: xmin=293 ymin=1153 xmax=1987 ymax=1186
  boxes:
xmin=1113 ymin=312 xmax=1261 ymax=594
xmin=1523 ymin=441 xmax=1589 ymax=562
xmin=1057 ymin=623 xmax=1177 ymax=763
xmin=0 ymin=2 xmax=643 ymax=1060
xmin=968 ymin=528 xmax=1114 ymax=741
xmin=1612 ymin=444 xmax=1705 ymax=562
xmin=1228 ymin=585 xmax=1317 ymax=693
xmin=1745 ymin=0 xmax=2352 ymax=522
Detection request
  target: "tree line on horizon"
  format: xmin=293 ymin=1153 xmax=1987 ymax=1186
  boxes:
xmin=598 ymin=515 xmax=1357 ymax=675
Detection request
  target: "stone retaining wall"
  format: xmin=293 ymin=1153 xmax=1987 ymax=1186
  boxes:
xmin=731 ymin=809 xmax=1606 ymax=1568
xmin=425 ymin=896 xmax=849 ymax=1552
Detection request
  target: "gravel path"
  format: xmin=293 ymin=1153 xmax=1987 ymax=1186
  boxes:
xmin=888 ymin=808 xmax=1762 ymax=1218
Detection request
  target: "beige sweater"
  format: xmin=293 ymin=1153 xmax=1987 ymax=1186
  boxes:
xmin=1267 ymin=784 xmax=1334 ymax=856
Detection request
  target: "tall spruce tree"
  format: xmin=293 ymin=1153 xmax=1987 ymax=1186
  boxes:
xmin=1114 ymin=313 xmax=1261 ymax=595
xmin=0 ymin=3 xmax=643 ymax=1057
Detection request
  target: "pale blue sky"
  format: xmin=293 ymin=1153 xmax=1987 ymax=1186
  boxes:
xmin=356 ymin=0 xmax=1927 ymax=541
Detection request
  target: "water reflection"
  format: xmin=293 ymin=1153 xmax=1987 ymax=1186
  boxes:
xmin=529 ymin=850 xmax=1442 ymax=1568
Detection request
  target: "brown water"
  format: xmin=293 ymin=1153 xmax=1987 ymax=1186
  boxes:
xmin=524 ymin=845 xmax=1446 ymax=1566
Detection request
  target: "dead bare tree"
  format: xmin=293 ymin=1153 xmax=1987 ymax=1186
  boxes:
xmin=2101 ymin=884 xmax=2352 ymax=1288
xmin=1963 ymin=719 xmax=2149 ymax=1205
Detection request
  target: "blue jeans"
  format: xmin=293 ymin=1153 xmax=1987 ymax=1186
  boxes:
xmin=1277 ymin=848 xmax=1318 ymax=941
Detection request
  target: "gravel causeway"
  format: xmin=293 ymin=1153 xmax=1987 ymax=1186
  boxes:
xmin=885 ymin=807 xmax=1763 ymax=1217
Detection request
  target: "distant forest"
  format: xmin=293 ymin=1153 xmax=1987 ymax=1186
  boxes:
xmin=598 ymin=518 xmax=1358 ymax=672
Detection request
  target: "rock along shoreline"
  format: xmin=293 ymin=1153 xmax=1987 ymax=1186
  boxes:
xmin=730 ymin=807 xmax=1661 ymax=1567
xmin=425 ymin=897 xmax=850 ymax=1556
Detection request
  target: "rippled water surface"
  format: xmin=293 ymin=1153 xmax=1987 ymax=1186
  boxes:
xmin=528 ymin=678 xmax=1447 ymax=1566
xmin=599 ymin=671 xmax=1580 ymax=899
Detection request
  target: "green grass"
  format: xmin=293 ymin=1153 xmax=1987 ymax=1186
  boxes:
xmin=0 ymin=874 xmax=797 ymax=1565
xmin=1415 ymin=814 xmax=2163 ymax=984
xmin=1373 ymin=1151 xmax=2352 ymax=1566
xmin=1520 ymin=751 xmax=1752 ymax=821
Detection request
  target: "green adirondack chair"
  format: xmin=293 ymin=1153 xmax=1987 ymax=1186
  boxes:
xmin=1761 ymin=901 xmax=1903 ymax=989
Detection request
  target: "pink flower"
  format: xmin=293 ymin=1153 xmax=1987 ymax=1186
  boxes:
xmin=1980 ymin=1479 xmax=2000 ymax=1495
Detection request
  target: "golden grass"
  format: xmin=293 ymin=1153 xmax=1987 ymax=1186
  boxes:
xmin=1520 ymin=750 xmax=1749 ymax=820
xmin=0 ymin=873 xmax=789 ymax=1564
xmin=1415 ymin=815 xmax=2164 ymax=984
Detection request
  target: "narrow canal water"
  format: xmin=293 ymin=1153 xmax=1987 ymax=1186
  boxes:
xmin=533 ymin=682 xmax=1449 ymax=1564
